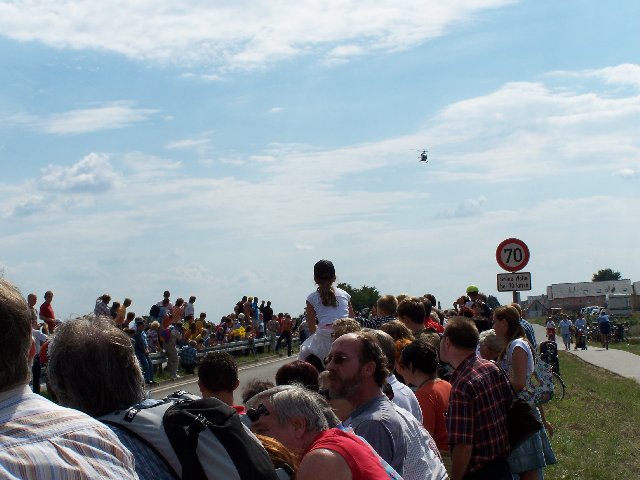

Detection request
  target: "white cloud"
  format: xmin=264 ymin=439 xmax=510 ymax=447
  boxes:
xmin=164 ymin=138 xmax=212 ymax=150
xmin=121 ymin=152 xmax=181 ymax=174
xmin=5 ymin=195 xmax=48 ymax=218
xmin=40 ymin=153 xmax=118 ymax=192
xmin=0 ymin=0 xmax=513 ymax=71
xmin=613 ymin=168 xmax=636 ymax=179
xmin=551 ymin=63 xmax=640 ymax=90
xmin=435 ymin=196 xmax=487 ymax=219
xmin=268 ymin=107 xmax=284 ymax=114
xmin=2 ymin=102 xmax=157 ymax=134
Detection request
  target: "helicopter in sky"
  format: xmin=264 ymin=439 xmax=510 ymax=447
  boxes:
xmin=417 ymin=149 xmax=428 ymax=162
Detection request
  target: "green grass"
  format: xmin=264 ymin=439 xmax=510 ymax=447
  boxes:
xmin=543 ymin=352 xmax=640 ymax=479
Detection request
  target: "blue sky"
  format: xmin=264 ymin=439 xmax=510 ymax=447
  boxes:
xmin=1 ymin=0 xmax=639 ymax=320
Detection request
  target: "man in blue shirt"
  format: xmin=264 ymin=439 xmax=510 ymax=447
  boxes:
xmin=134 ymin=318 xmax=156 ymax=385
xmin=597 ymin=311 xmax=612 ymax=350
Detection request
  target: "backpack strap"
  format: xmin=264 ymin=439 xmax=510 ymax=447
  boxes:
xmin=102 ymin=420 xmax=180 ymax=479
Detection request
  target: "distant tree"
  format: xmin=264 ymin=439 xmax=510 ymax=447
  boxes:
xmin=592 ymin=268 xmax=622 ymax=282
xmin=337 ymin=283 xmax=381 ymax=312
xmin=486 ymin=295 xmax=501 ymax=310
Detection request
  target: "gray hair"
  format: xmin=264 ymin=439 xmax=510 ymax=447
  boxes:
xmin=48 ymin=316 xmax=145 ymax=416
xmin=0 ymin=279 xmax=31 ymax=391
xmin=478 ymin=329 xmax=504 ymax=353
xmin=247 ymin=384 xmax=338 ymax=432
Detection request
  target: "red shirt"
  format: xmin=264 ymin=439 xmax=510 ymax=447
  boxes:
xmin=304 ymin=429 xmax=391 ymax=480
xmin=424 ymin=318 xmax=444 ymax=333
xmin=39 ymin=302 xmax=56 ymax=332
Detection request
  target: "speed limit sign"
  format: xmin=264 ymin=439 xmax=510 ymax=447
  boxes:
xmin=496 ymin=238 xmax=530 ymax=272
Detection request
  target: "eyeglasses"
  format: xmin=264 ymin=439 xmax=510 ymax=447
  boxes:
xmin=324 ymin=353 xmax=350 ymax=365
xmin=246 ymin=403 xmax=270 ymax=422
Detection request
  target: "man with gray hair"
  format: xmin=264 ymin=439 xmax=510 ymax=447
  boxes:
xmin=0 ymin=279 xmax=138 ymax=479
xmin=247 ymin=384 xmax=399 ymax=479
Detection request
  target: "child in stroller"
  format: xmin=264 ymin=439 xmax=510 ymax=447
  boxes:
xmin=574 ymin=327 xmax=587 ymax=350
xmin=545 ymin=317 xmax=556 ymax=342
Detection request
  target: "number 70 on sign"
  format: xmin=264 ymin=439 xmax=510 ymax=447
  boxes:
xmin=496 ymin=238 xmax=530 ymax=272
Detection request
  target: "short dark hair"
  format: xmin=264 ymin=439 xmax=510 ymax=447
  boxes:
xmin=400 ymin=338 xmax=439 ymax=376
xmin=275 ymin=360 xmax=320 ymax=392
xmin=0 ymin=279 xmax=32 ymax=390
xmin=420 ymin=297 xmax=432 ymax=317
xmin=444 ymin=316 xmax=479 ymax=350
xmin=241 ymin=378 xmax=275 ymax=404
xmin=396 ymin=296 xmax=425 ymax=325
xmin=198 ymin=351 xmax=238 ymax=393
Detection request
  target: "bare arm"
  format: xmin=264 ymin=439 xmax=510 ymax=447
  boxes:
xmin=509 ymin=346 xmax=529 ymax=392
xmin=306 ymin=301 xmax=317 ymax=334
xmin=297 ymin=449 xmax=352 ymax=480
xmin=348 ymin=302 xmax=355 ymax=318
xmin=450 ymin=443 xmax=473 ymax=480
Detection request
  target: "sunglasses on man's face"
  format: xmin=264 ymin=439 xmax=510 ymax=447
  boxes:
xmin=324 ymin=353 xmax=350 ymax=365
xmin=246 ymin=403 xmax=270 ymax=422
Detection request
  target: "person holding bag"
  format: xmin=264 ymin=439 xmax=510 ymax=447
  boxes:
xmin=494 ymin=306 xmax=556 ymax=480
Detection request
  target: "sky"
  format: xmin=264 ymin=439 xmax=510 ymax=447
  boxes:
xmin=1 ymin=0 xmax=639 ymax=320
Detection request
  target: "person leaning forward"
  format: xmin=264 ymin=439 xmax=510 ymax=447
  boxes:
xmin=440 ymin=316 xmax=512 ymax=480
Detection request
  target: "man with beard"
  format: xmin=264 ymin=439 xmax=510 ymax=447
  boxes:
xmin=325 ymin=331 xmax=408 ymax=477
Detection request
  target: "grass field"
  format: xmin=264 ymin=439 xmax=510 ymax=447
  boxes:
xmin=543 ymin=352 xmax=640 ymax=479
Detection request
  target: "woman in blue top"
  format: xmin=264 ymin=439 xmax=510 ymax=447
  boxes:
xmin=298 ymin=260 xmax=354 ymax=372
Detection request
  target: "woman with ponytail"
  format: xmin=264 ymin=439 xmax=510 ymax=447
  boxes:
xmin=298 ymin=260 xmax=354 ymax=372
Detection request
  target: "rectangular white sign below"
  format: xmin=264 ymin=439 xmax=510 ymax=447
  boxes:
xmin=497 ymin=272 xmax=532 ymax=292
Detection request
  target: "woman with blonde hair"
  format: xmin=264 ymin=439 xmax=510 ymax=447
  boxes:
xmin=494 ymin=305 xmax=556 ymax=479
xmin=299 ymin=260 xmax=354 ymax=372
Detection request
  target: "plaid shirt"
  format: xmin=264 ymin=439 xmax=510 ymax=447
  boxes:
xmin=179 ymin=345 xmax=198 ymax=365
xmin=447 ymin=353 xmax=511 ymax=475
xmin=360 ymin=315 xmax=395 ymax=330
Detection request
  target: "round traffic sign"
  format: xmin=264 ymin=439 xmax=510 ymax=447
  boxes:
xmin=496 ymin=238 xmax=530 ymax=272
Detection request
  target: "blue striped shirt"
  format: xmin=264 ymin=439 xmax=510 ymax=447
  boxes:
xmin=0 ymin=385 xmax=139 ymax=479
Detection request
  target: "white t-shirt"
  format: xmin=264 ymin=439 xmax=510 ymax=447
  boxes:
xmin=501 ymin=338 xmax=534 ymax=378
xmin=306 ymin=287 xmax=351 ymax=330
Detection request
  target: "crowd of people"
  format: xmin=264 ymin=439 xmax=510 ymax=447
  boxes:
xmin=1 ymin=259 xmax=559 ymax=479
xmin=544 ymin=309 xmax=614 ymax=350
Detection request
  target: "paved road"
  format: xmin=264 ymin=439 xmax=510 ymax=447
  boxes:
xmin=531 ymin=322 xmax=640 ymax=383
xmin=149 ymin=355 xmax=296 ymax=402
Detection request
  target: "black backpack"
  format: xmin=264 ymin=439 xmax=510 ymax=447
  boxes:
xmin=101 ymin=392 xmax=279 ymax=480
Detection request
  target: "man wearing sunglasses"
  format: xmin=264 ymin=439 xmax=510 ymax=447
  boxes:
xmin=325 ymin=332 xmax=409 ymax=477
xmin=247 ymin=385 xmax=398 ymax=480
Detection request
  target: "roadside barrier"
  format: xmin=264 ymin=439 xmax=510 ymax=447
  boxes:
xmin=150 ymin=336 xmax=300 ymax=372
